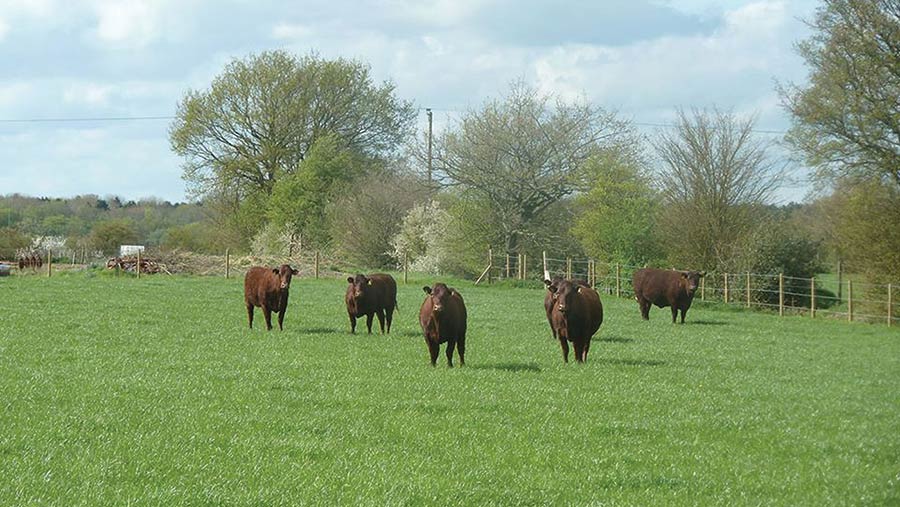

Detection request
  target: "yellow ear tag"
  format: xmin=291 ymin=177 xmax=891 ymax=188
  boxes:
xmin=367 ymin=279 xmax=373 ymax=285
xmin=577 ymin=287 xmax=582 ymax=293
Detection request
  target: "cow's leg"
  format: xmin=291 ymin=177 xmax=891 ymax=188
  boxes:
xmin=639 ymin=299 xmax=651 ymax=320
xmin=445 ymin=338 xmax=456 ymax=367
xmin=558 ymin=338 xmax=569 ymax=363
xmin=366 ymin=313 xmax=374 ymax=334
xmin=583 ymin=338 xmax=591 ymax=363
xmin=263 ymin=306 xmax=273 ymax=331
xmin=426 ymin=339 xmax=440 ymax=367
xmin=572 ymin=341 xmax=585 ymax=364
xmin=385 ymin=306 xmax=394 ymax=334
xmin=277 ymin=309 xmax=286 ymax=331
xmin=375 ymin=308 xmax=386 ymax=334
xmin=247 ymin=304 xmax=254 ymax=329
xmin=680 ymin=307 xmax=687 ymax=324
xmin=457 ymin=332 xmax=466 ymax=366
xmin=671 ymin=306 xmax=678 ymax=324
xmin=349 ymin=313 xmax=357 ymax=334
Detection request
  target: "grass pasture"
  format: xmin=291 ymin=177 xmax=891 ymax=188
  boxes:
xmin=1 ymin=273 xmax=899 ymax=505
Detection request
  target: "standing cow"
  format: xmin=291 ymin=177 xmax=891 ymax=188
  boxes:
xmin=544 ymin=276 xmax=591 ymax=341
xmin=244 ymin=264 xmax=299 ymax=331
xmin=545 ymin=279 xmax=603 ymax=363
xmin=419 ymin=283 xmax=467 ymax=367
xmin=345 ymin=273 xmax=397 ymax=334
xmin=632 ymin=268 xmax=705 ymax=324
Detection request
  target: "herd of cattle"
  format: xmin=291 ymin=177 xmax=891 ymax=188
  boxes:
xmin=244 ymin=264 xmax=706 ymax=366
xmin=17 ymin=253 xmax=43 ymax=270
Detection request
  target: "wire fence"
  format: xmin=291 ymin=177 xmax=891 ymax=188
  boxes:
xmin=478 ymin=250 xmax=898 ymax=328
xmin=4 ymin=246 xmax=897 ymax=328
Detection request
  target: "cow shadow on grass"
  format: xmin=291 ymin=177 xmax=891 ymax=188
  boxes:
xmin=469 ymin=362 xmax=542 ymax=373
xmin=686 ymin=319 xmax=726 ymax=326
xmin=597 ymin=335 xmax=633 ymax=343
xmin=301 ymin=327 xmax=345 ymax=335
xmin=595 ymin=357 xmax=666 ymax=367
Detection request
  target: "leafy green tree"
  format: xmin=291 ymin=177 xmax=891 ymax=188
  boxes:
xmin=90 ymin=220 xmax=138 ymax=257
xmin=0 ymin=227 xmax=29 ymax=260
xmin=781 ymin=0 xmax=900 ymax=186
xmin=572 ymin=150 xmax=662 ymax=266
xmin=267 ymin=135 xmax=364 ymax=247
xmin=170 ymin=50 xmax=416 ymax=203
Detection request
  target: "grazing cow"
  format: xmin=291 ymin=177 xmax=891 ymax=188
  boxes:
xmin=544 ymin=276 xmax=591 ymax=340
xmin=632 ymin=268 xmax=705 ymax=324
xmin=545 ymin=279 xmax=603 ymax=363
xmin=17 ymin=257 xmax=24 ymax=270
xmin=244 ymin=264 xmax=299 ymax=331
xmin=419 ymin=283 xmax=467 ymax=367
xmin=345 ymin=273 xmax=397 ymax=334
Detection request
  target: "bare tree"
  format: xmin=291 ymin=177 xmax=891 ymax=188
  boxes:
xmin=431 ymin=81 xmax=633 ymax=255
xmin=654 ymin=108 xmax=785 ymax=270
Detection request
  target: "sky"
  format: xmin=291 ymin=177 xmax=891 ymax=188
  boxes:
xmin=0 ymin=0 xmax=820 ymax=203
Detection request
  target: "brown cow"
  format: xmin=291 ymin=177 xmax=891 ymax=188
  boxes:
xmin=544 ymin=276 xmax=591 ymax=341
xmin=244 ymin=264 xmax=299 ymax=331
xmin=345 ymin=273 xmax=397 ymax=334
xmin=545 ymin=279 xmax=603 ymax=363
xmin=632 ymin=268 xmax=705 ymax=324
xmin=419 ymin=283 xmax=467 ymax=367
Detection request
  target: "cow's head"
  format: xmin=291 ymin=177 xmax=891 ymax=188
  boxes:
xmin=545 ymin=278 xmax=582 ymax=315
xmin=347 ymin=274 xmax=373 ymax=302
xmin=423 ymin=283 xmax=453 ymax=315
xmin=680 ymin=270 xmax=705 ymax=297
xmin=274 ymin=264 xmax=299 ymax=289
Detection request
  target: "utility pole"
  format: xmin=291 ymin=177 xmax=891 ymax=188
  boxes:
xmin=426 ymin=108 xmax=433 ymax=184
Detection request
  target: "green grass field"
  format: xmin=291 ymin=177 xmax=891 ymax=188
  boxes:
xmin=1 ymin=272 xmax=898 ymax=505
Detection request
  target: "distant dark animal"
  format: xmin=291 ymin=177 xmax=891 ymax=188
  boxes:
xmin=632 ymin=268 xmax=705 ymax=324
xmin=345 ymin=273 xmax=397 ymax=334
xmin=544 ymin=276 xmax=591 ymax=340
xmin=244 ymin=264 xmax=299 ymax=331
xmin=17 ymin=258 xmax=24 ymax=270
xmin=419 ymin=283 xmax=467 ymax=367
xmin=544 ymin=279 xmax=603 ymax=363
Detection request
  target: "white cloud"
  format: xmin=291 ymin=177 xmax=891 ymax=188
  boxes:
xmin=63 ymin=82 xmax=113 ymax=106
xmin=90 ymin=0 xmax=160 ymax=47
xmin=272 ymin=23 xmax=314 ymax=40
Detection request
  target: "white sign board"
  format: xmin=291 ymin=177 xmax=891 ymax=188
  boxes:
xmin=120 ymin=245 xmax=145 ymax=257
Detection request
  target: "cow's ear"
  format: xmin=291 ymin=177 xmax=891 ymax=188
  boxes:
xmin=292 ymin=268 xmax=299 ymax=275
xmin=543 ymin=279 xmax=552 ymax=287
xmin=347 ymin=276 xmax=354 ymax=284
xmin=422 ymin=286 xmax=432 ymax=294
xmin=273 ymin=268 xmax=280 ymax=274
xmin=367 ymin=279 xmax=373 ymax=286
xmin=699 ymin=271 xmax=706 ymax=277
xmin=577 ymin=286 xmax=582 ymax=294
xmin=547 ymin=284 xmax=557 ymax=293
xmin=681 ymin=272 xmax=688 ymax=279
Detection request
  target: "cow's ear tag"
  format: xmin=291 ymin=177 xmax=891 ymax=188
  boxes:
xmin=367 ymin=279 xmax=373 ymax=285
xmin=577 ymin=286 xmax=582 ymax=293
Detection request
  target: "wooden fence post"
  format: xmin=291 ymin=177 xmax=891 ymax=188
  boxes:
xmin=315 ymin=251 xmax=320 ymax=280
xmin=566 ymin=258 xmax=572 ymax=280
xmin=811 ymin=277 xmax=816 ymax=318
xmin=488 ymin=248 xmax=493 ymax=284
xmin=588 ymin=260 xmax=594 ymax=288
xmin=700 ymin=276 xmax=706 ymax=302
xmin=746 ymin=272 xmax=750 ymax=308
xmin=517 ymin=254 xmax=522 ymax=280
xmin=506 ymin=254 xmax=511 ymax=279
xmin=137 ymin=249 xmax=141 ymax=279
xmin=888 ymin=283 xmax=892 ymax=327
xmin=724 ymin=273 xmax=729 ymax=304
xmin=403 ymin=251 xmax=408 ymax=284
xmin=616 ymin=263 xmax=621 ymax=298
xmin=523 ymin=254 xmax=527 ymax=281
xmin=542 ymin=251 xmax=548 ymax=280
xmin=848 ymin=280 xmax=853 ymax=322
xmin=225 ymin=249 xmax=230 ymax=279
xmin=779 ymin=273 xmax=784 ymax=317
xmin=47 ymin=249 xmax=52 ymax=278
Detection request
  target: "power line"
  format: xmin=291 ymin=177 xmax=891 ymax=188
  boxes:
xmin=0 ymin=112 xmax=790 ymax=135
xmin=0 ymin=115 xmax=175 ymax=124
